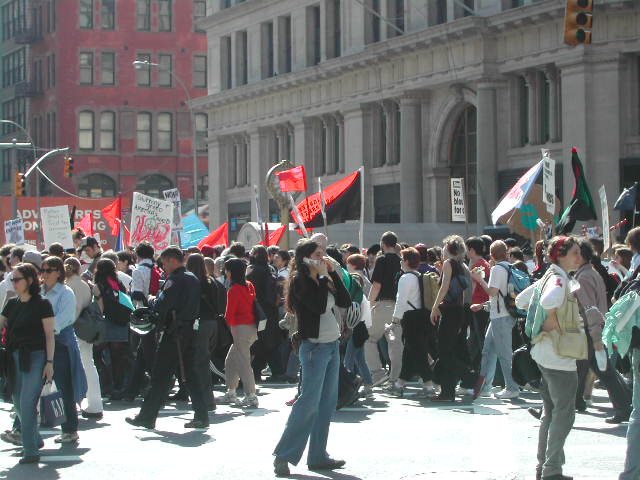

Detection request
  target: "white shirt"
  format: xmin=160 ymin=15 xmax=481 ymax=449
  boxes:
xmin=393 ymin=271 xmax=421 ymax=320
xmin=131 ymin=259 xmax=153 ymax=304
xmin=516 ymin=264 xmax=577 ymax=372
xmin=0 ymin=271 xmax=14 ymax=310
xmin=488 ymin=262 xmax=509 ymax=319
xmin=66 ymin=275 xmax=93 ymax=320
xmin=277 ymin=268 xmax=290 ymax=281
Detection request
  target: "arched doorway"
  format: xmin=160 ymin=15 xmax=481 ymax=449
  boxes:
xmin=78 ymin=173 xmax=117 ymax=198
xmin=136 ymin=174 xmax=172 ymax=198
xmin=449 ymin=104 xmax=477 ymax=223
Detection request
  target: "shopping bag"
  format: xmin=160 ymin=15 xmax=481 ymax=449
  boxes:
xmin=40 ymin=381 xmax=66 ymax=427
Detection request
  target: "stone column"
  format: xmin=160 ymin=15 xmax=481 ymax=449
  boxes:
xmin=476 ymin=81 xmax=499 ymax=233
xmin=322 ymin=115 xmax=336 ymax=174
xmin=382 ymin=100 xmax=396 ymax=166
xmin=334 ymin=113 xmax=345 ymax=173
xmin=208 ymin=136 xmax=228 ymax=227
xmin=399 ymin=95 xmax=423 ymax=223
xmin=292 ymin=117 xmax=314 ymax=197
xmin=524 ymin=70 xmax=538 ymax=145
xmin=248 ymin=128 xmax=269 ymax=221
xmin=247 ymin=24 xmax=262 ymax=83
xmin=276 ymin=126 xmax=288 ymax=163
xmin=342 ymin=104 xmax=373 ymax=222
xmin=544 ymin=66 xmax=560 ymax=143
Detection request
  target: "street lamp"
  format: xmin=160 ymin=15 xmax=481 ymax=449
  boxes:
xmin=132 ymin=60 xmax=200 ymax=218
xmin=0 ymin=119 xmax=36 ymax=219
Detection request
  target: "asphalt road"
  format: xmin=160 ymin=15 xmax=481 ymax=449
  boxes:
xmin=0 ymin=383 xmax=628 ymax=480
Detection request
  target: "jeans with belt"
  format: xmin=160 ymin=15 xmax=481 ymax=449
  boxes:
xmin=274 ymin=340 xmax=339 ymax=466
xmin=12 ymin=350 xmax=45 ymax=457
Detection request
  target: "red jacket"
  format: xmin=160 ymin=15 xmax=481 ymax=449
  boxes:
xmin=225 ymin=281 xmax=257 ymax=326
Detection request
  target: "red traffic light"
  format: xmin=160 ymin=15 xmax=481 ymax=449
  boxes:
xmin=564 ymin=0 xmax=593 ymax=46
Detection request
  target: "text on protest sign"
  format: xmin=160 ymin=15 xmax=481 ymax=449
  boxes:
xmin=599 ymin=185 xmax=610 ymax=255
xmin=4 ymin=218 xmax=25 ymax=245
xmin=542 ymin=152 xmax=556 ymax=215
xmin=450 ymin=178 xmax=466 ymax=222
xmin=41 ymin=205 xmax=74 ymax=249
xmin=130 ymin=192 xmax=173 ymax=251
xmin=162 ymin=188 xmax=183 ymax=232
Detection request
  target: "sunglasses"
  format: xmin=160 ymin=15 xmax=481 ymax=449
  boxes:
xmin=10 ymin=277 xmax=25 ymax=283
xmin=41 ymin=268 xmax=58 ymax=274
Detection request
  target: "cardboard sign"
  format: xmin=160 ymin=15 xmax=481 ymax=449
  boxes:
xmin=129 ymin=192 xmax=173 ymax=252
xmin=450 ymin=178 xmax=466 ymax=222
xmin=599 ymin=185 xmax=610 ymax=254
xmin=4 ymin=218 xmax=25 ymax=245
xmin=162 ymin=188 xmax=183 ymax=232
xmin=40 ymin=205 xmax=73 ymax=249
xmin=542 ymin=152 xmax=556 ymax=215
xmin=498 ymin=184 xmax=560 ymax=238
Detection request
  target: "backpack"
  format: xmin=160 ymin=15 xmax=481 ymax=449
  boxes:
xmin=614 ymin=263 xmax=640 ymax=300
xmin=408 ymin=271 xmax=440 ymax=311
xmin=140 ymin=262 xmax=162 ymax=296
xmin=347 ymin=273 xmax=364 ymax=304
xmin=496 ymin=262 xmax=532 ymax=319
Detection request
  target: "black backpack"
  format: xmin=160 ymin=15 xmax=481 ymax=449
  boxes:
xmin=613 ymin=263 xmax=640 ymax=300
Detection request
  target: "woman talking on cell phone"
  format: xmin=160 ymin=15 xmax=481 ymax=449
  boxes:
xmin=0 ymin=263 xmax=55 ymax=464
xmin=273 ymin=240 xmax=352 ymax=477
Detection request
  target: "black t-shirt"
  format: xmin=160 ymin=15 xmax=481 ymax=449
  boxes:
xmin=2 ymin=296 xmax=54 ymax=352
xmin=371 ymin=253 xmax=401 ymax=301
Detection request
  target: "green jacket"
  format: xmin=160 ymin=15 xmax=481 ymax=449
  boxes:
xmin=603 ymin=291 xmax=640 ymax=357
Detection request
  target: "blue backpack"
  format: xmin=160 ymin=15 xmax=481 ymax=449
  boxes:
xmin=497 ymin=262 xmax=532 ymax=319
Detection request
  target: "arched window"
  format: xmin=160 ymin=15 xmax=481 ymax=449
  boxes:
xmin=449 ymin=104 xmax=477 ymax=223
xmin=136 ymin=174 xmax=172 ymax=198
xmin=78 ymin=173 xmax=117 ymax=198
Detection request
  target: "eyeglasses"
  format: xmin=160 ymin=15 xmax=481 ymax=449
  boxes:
xmin=10 ymin=277 xmax=25 ymax=284
xmin=41 ymin=268 xmax=57 ymax=274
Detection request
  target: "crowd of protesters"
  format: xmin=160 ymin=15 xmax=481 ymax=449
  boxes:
xmin=0 ymin=226 xmax=637 ymax=480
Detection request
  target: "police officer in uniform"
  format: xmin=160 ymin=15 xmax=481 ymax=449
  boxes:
xmin=126 ymin=247 xmax=209 ymax=429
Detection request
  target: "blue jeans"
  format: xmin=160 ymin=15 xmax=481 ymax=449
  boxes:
xmin=620 ymin=348 xmax=640 ymax=480
xmin=12 ymin=350 xmax=45 ymax=457
xmin=274 ymin=340 xmax=339 ymax=466
xmin=53 ymin=343 xmax=79 ymax=433
xmin=344 ymin=337 xmax=373 ymax=386
xmin=285 ymin=348 xmax=300 ymax=379
xmin=480 ymin=315 xmax=519 ymax=392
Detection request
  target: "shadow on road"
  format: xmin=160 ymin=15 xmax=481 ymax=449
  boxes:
xmin=288 ymin=470 xmax=364 ymax=480
xmin=573 ymin=425 xmax=628 ymax=438
xmin=137 ymin=429 xmax=214 ymax=447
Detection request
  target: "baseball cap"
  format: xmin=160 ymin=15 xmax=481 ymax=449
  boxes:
xmin=23 ymin=251 xmax=43 ymax=269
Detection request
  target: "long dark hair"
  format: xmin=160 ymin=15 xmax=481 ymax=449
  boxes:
xmin=286 ymin=240 xmax=320 ymax=314
xmin=225 ymin=257 xmax=247 ymax=286
xmin=249 ymin=245 xmax=269 ymax=265
xmin=186 ymin=253 xmax=208 ymax=284
xmin=42 ymin=256 xmax=65 ymax=284
xmin=15 ymin=263 xmax=42 ymax=297
xmin=94 ymin=258 xmax=123 ymax=291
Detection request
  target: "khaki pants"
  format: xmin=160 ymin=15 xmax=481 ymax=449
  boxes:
xmin=225 ymin=324 xmax=258 ymax=394
xmin=364 ymin=300 xmax=403 ymax=382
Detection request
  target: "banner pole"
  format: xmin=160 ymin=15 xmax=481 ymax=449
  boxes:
xmin=253 ymin=184 xmax=264 ymax=241
xmin=359 ymin=166 xmax=365 ymax=251
xmin=289 ymin=193 xmax=309 ymax=238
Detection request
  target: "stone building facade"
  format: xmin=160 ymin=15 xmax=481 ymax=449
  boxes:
xmin=195 ymin=0 xmax=640 ymax=245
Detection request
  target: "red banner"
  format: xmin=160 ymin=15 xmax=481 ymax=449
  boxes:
xmin=1 ymin=197 xmax=131 ymax=250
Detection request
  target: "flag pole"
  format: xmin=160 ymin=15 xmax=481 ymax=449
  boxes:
xmin=359 ymin=166 xmax=364 ymax=251
xmin=253 ymin=184 xmax=265 ymax=241
xmin=289 ymin=193 xmax=309 ymax=238
xmin=318 ymin=177 xmax=328 ymax=240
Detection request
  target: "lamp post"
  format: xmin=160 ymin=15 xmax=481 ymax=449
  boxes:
xmin=132 ymin=60 xmax=200 ymax=218
xmin=0 ymin=119 xmax=36 ymax=220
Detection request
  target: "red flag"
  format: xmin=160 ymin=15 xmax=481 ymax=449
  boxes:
xmin=261 ymin=224 xmax=286 ymax=247
xmin=102 ymin=198 xmax=122 ymax=236
xmin=74 ymin=213 xmax=94 ymax=237
xmin=198 ymin=222 xmax=229 ymax=249
xmin=275 ymin=165 xmax=307 ymax=192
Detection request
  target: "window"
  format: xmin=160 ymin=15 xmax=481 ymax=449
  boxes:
xmin=193 ymin=0 xmax=206 ymax=33
xmin=101 ymin=52 xmax=115 ymax=85
xmin=278 ymin=16 xmax=291 ymax=74
xmin=49 ymin=111 xmax=56 ymax=147
xmin=1 ymin=99 xmax=26 ymax=135
xmin=50 ymin=53 xmax=56 ymax=87
xmin=78 ymin=111 xmax=94 ymax=150
xmin=367 ymin=0 xmax=381 ymax=44
xmin=450 ymin=104 xmax=477 ymax=223
xmin=158 ymin=54 xmax=172 ymax=87
xmin=235 ymin=30 xmax=248 ymax=85
xmin=261 ymin=21 xmax=274 ymax=79
xmin=79 ymin=52 xmax=93 ymax=85
xmin=193 ymin=55 xmax=207 ymax=88
xmin=50 ymin=0 xmax=56 ymax=32
xmin=101 ymin=0 xmax=115 ymax=29
xmin=100 ymin=111 xmax=115 ymax=150
xmin=388 ymin=0 xmax=404 ymax=37
xmin=326 ymin=0 xmax=340 ymax=59
xmin=198 ymin=174 xmax=208 ymax=201
xmin=2 ymin=0 xmax=27 ymax=41
xmin=220 ymin=36 xmax=231 ymax=90
xmin=374 ymin=184 xmax=400 ymax=223
xmin=136 ymin=0 xmax=150 ymax=31
xmin=136 ymin=53 xmax=151 ymax=86
xmin=79 ymin=0 xmax=93 ymax=28
xmin=157 ymin=113 xmax=172 ymax=151
xmin=195 ymin=113 xmax=208 ymax=152
xmin=540 ymin=74 xmax=550 ymax=143
xmin=1 ymin=49 xmax=26 ymax=88
xmin=137 ymin=112 xmax=152 ymax=151
xmin=33 ymin=59 xmax=43 ymax=92
xmin=79 ymin=174 xmax=116 ymax=198
xmin=307 ymin=5 xmax=321 ymax=66
xmin=159 ymin=0 xmax=172 ymax=32
xmin=136 ymin=174 xmax=172 ymax=198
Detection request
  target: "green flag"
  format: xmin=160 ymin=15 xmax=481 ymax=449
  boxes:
xmin=557 ymin=148 xmax=597 ymax=234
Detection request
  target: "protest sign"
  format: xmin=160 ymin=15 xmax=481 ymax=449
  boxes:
xmin=542 ymin=152 xmax=556 ymax=215
xmin=41 ymin=205 xmax=73 ymax=249
xmin=4 ymin=218 xmax=25 ymax=245
xmin=450 ymin=178 xmax=466 ymax=222
xmin=599 ymin=185 xmax=610 ymax=255
xmin=162 ymin=188 xmax=183 ymax=232
xmin=129 ymin=192 xmax=173 ymax=251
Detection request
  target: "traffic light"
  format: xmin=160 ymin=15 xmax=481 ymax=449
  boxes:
xmin=15 ymin=172 xmax=25 ymax=196
xmin=564 ymin=0 xmax=593 ymax=46
xmin=64 ymin=155 xmax=74 ymax=178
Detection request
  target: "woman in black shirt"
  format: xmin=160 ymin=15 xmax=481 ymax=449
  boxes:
xmin=0 ymin=263 xmax=55 ymax=464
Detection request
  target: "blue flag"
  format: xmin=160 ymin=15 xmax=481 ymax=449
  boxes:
xmin=179 ymin=213 xmax=210 ymax=248
xmin=613 ymin=183 xmax=638 ymax=211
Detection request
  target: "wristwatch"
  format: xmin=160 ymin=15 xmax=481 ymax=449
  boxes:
xmin=46 ymin=360 xmax=53 ymax=364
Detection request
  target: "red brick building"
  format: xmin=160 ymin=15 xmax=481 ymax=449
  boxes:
xmin=1 ymin=0 xmax=209 ymax=208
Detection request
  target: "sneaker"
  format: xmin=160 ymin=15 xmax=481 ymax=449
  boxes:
xmin=217 ymin=392 xmax=238 ymax=404
xmin=479 ymin=388 xmax=494 ymax=398
xmin=1 ymin=430 xmax=21 ymax=445
xmin=274 ymin=456 xmax=290 ymax=477
xmin=495 ymin=389 xmax=520 ymax=400
xmin=54 ymin=432 xmax=79 ymax=444
xmin=524 ymin=382 xmax=541 ymax=393
xmin=371 ymin=372 xmax=389 ymax=388
xmin=584 ymin=398 xmax=593 ymax=407
xmin=381 ymin=382 xmax=404 ymax=397
xmin=285 ymin=396 xmax=298 ymax=407
xmin=238 ymin=393 xmax=259 ymax=408
xmin=456 ymin=386 xmax=474 ymax=396
xmin=362 ymin=386 xmax=374 ymax=399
